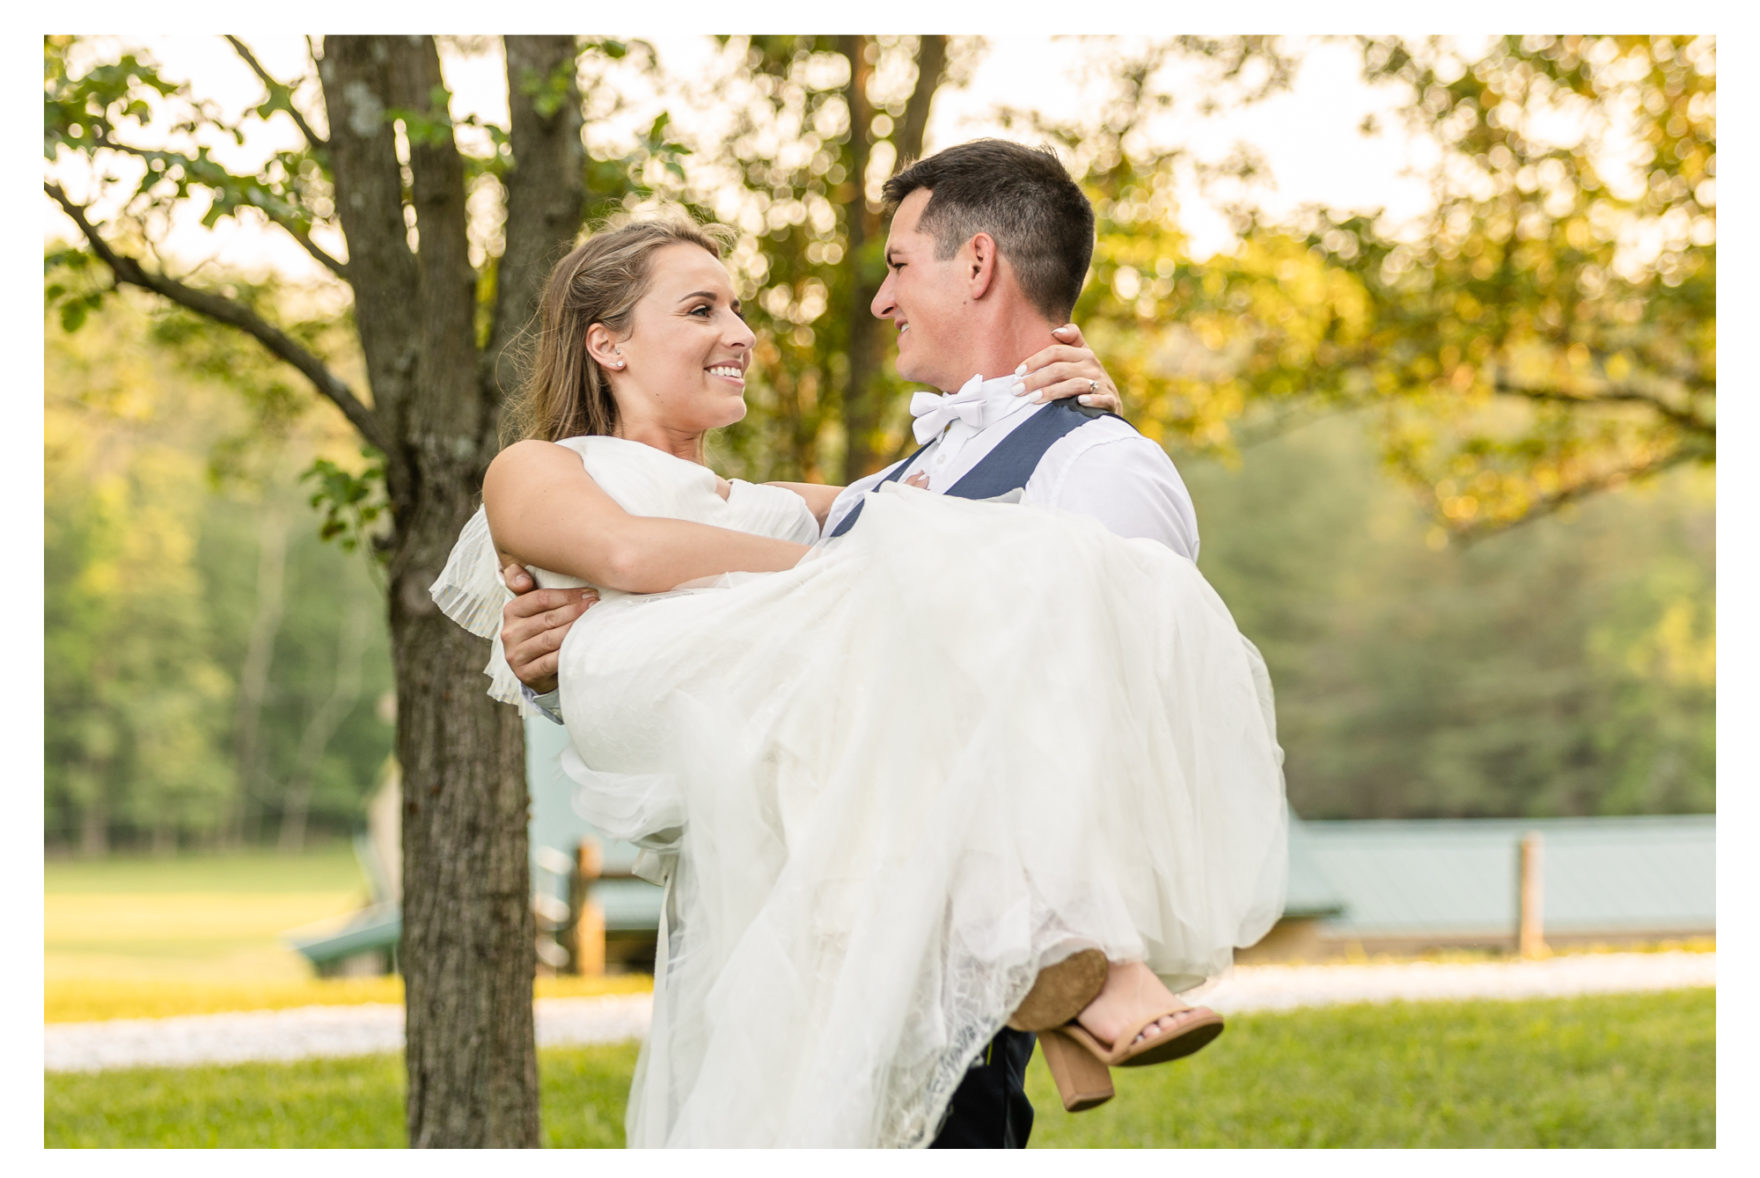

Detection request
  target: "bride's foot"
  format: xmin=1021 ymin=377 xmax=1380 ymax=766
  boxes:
xmin=1034 ymin=959 xmax=1224 ymax=1114
xmin=1070 ymin=961 xmax=1224 ymax=1063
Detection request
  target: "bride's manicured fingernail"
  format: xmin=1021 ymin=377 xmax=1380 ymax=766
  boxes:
xmin=1012 ymin=381 xmax=1027 ymax=395
xmin=1014 ymin=362 xmax=1027 ymax=376
xmin=1078 ymin=394 xmax=1096 ymax=406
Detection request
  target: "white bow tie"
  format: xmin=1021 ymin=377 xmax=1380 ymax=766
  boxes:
xmin=909 ymin=376 xmax=1007 ymax=445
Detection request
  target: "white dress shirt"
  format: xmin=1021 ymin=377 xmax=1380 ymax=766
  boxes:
xmin=823 ymin=373 xmax=1200 ymax=560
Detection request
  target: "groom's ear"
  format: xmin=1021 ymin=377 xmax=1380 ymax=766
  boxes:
xmin=964 ymin=232 xmax=998 ymax=300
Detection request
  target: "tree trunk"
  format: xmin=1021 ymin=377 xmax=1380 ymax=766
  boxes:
xmin=838 ymin=36 xmax=885 ymax=483
xmin=392 ymin=543 xmax=536 ymax=1148
xmin=836 ymin=35 xmax=947 ymax=482
xmin=78 ymin=794 xmax=108 ymax=857
xmin=320 ymin=35 xmax=548 ymax=1147
xmin=49 ymin=30 xmax=582 ymax=1147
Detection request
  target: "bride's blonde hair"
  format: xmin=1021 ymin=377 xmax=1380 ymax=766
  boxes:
xmin=505 ymin=214 xmax=738 ymax=443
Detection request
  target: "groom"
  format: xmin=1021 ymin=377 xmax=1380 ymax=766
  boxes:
xmin=501 ymin=139 xmax=1199 ymax=1147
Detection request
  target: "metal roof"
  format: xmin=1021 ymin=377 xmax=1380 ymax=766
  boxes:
xmin=1291 ymin=815 xmax=1715 ymax=937
xmin=1283 ymin=807 xmax=1347 ymax=917
xmin=531 ymin=717 xmax=1715 ymax=942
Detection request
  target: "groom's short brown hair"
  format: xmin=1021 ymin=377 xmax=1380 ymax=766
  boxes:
xmin=882 ymin=139 xmax=1095 ymax=323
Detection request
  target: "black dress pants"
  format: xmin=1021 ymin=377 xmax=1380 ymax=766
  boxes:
xmin=929 ymin=1027 xmax=1036 ymax=1148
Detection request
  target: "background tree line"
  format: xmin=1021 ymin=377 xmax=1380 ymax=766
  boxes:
xmin=43 ymin=289 xmax=1714 ymax=851
xmin=44 ymin=33 xmax=1713 ymax=1145
xmin=45 ymin=279 xmax=393 ymax=855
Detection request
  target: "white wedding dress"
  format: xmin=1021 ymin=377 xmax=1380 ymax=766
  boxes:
xmin=433 ymin=435 xmax=1288 ymax=1148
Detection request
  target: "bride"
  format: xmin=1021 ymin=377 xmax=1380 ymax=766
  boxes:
xmin=433 ymin=216 xmax=1288 ymax=1147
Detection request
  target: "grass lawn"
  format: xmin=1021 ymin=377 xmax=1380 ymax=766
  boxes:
xmin=44 ymin=987 xmax=1714 ymax=1148
xmin=45 ymin=845 xmax=370 ymax=894
xmin=45 ymin=844 xmax=373 ymax=991
xmin=45 ymin=845 xmax=654 ymax=1020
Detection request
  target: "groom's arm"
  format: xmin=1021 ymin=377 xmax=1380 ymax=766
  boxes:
xmin=1032 ymin=426 xmax=1200 ymax=560
xmin=1055 ymin=435 xmax=1200 ymax=560
xmin=501 ymin=562 xmax=596 ymax=708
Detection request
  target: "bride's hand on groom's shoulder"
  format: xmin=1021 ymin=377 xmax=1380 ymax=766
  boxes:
xmin=1012 ymin=323 xmax=1126 ymax=416
xmin=500 ymin=561 xmax=599 ymax=694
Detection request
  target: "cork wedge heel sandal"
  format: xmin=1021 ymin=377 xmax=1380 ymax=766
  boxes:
xmin=1005 ymin=948 xmax=1109 ymax=1033
xmin=1037 ymin=1004 xmax=1225 ymax=1114
xmin=1036 ymin=1024 xmax=1117 ymax=1112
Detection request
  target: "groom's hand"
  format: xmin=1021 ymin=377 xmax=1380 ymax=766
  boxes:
xmin=501 ymin=561 xmax=598 ymax=695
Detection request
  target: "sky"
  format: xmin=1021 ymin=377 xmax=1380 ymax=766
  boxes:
xmin=43 ymin=33 xmax=1448 ymax=285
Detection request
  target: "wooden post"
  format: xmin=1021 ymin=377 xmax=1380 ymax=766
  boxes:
xmin=571 ymin=837 xmax=607 ymax=977
xmin=1517 ymin=831 xmax=1546 ymax=959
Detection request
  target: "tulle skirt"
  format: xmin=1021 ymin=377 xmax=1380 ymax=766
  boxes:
xmin=557 ymin=484 xmax=1288 ymax=1147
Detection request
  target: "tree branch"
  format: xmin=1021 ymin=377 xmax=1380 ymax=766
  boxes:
xmin=316 ymin=36 xmax=420 ymax=477
xmin=89 ymin=137 xmax=349 ymax=280
xmin=47 ymin=181 xmax=389 ymax=455
xmin=257 ymin=206 xmax=348 ymax=280
xmin=255 ymin=213 xmax=348 ymax=281
xmin=383 ymin=37 xmax=482 ymax=446
xmin=1492 ymin=373 xmax=1716 ymax=440
xmin=225 ymin=35 xmax=329 ymax=153
xmin=1454 ymin=445 xmax=1706 ymax=544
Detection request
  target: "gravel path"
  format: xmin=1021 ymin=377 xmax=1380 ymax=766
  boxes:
xmin=44 ymin=951 xmax=1713 ymax=1074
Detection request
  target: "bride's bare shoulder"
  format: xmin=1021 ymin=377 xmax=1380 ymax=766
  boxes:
xmin=494 ymin=437 xmax=577 ymax=460
xmin=483 ymin=439 xmax=601 ymax=508
xmin=488 ymin=437 xmax=586 ymax=473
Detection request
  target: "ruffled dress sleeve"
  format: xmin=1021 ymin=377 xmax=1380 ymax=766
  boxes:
xmin=428 ymin=504 xmax=538 ymax=715
xmin=427 ymin=437 xmax=818 ymax=717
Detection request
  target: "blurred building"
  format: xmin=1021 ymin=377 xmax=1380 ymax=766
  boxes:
xmin=1241 ymin=813 xmax=1715 ymax=962
xmin=290 ymin=719 xmax=1716 ymax=974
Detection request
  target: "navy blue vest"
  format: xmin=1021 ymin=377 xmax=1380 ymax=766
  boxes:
xmin=828 ymin=398 xmax=1124 ymax=538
